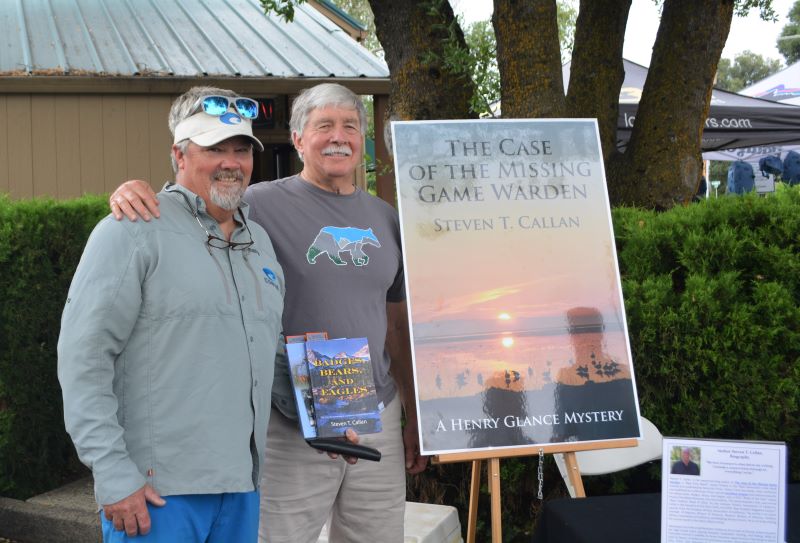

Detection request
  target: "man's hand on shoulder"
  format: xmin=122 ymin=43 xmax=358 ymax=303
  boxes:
xmin=103 ymin=483 xmax=165 ymax=536
xmin=110 ymin=180 xmax=160 ymax=222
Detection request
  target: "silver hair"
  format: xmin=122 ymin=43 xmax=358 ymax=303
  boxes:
xmin=290 ymin=83 xmax=366 ymax=160
xmin=171 ymin=140 xmax=189 ymax=174
xmin=169 ymin=86 xmax=239 ymax=173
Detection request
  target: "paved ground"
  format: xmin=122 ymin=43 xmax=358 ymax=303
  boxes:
xmin=0 ymin=477 xmax=100 ymax=543
xmin=1 ymin=479 xmax=463 ymax=542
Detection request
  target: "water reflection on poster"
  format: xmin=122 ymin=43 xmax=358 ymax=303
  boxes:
xmin=391 ymin=119 xmax=642 ymax=455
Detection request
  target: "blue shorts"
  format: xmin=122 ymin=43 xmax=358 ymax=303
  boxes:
xmin=101 ymin=491 xmax=259 ymax=542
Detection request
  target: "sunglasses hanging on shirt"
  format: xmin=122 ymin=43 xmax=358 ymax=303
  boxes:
xmin=169 ymin=185 xmax=255 ymax=251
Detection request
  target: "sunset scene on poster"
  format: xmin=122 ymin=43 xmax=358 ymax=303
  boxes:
xmin=392 ymin=120 xmax=641 ymax=454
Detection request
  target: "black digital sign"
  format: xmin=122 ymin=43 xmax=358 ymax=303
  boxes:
xmin=253 ymin=98 xmax=275 ymax=129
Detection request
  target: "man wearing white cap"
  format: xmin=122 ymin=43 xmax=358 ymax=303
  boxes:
xmin=107 ymin=83 xmax=427 ymax=542
xmin=58 ymin=86 xmax=285 ymax=542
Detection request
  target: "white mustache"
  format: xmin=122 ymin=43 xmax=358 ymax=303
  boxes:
xmin=322 ymin=145 xmax=352 ymax=157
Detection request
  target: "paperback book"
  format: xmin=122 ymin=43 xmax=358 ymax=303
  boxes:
xmin=285 ymin=334 xmax=316 ymax=439
xmin=303 ymin=337 xmax=382 ymax=438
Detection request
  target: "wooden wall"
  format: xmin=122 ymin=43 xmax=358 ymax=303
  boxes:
xmin=0 ymin=94 xmax=174 ymax=199
xmin=0 ymin=87 xmax=389 ymax=202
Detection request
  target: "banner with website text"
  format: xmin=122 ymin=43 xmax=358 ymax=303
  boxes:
xmin=391 ymin=119 xmax=641 ymax=455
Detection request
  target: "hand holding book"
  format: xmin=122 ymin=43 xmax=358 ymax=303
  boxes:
xmin=286 ymin=334 xmax=382 ymax=462
xmin=308 ymin=429 xmax=381 ymax=463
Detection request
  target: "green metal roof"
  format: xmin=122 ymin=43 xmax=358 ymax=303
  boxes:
xmin=316 ymin=0 xmax=368 ymax=32
xmin=0 ymin=0 xmax=388 ymax=79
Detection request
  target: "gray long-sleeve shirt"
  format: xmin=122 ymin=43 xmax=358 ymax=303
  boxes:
xmin=58 ymin=183 xmax=284 ymax=505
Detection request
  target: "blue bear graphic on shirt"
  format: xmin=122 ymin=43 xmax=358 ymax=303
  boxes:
xmin=306 ymin=226 xmax=381 ymax=267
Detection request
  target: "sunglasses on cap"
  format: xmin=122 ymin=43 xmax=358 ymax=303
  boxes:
xmin=194 ymin=95 xmax=259 ymax=119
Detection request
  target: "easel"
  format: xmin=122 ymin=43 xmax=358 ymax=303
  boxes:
xmin=434 ymin=439 xmax=638 ymax=543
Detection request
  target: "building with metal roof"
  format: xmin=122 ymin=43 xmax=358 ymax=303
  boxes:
xmin=0 ymin=0 xmax=392 ymax=201
xmin=309 ymin=0 xmax=370 ymax=43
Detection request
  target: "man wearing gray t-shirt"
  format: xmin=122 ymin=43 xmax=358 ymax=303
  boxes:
xmin=109 ymin=83 xmax=427 ymax=543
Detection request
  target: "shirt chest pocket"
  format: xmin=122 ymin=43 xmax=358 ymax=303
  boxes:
xmin=142 ymin=242 xmax=248 ymax=319
xmin=238 ymin=253 xmax=284 ymax=323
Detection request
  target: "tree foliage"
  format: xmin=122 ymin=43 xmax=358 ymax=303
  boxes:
xmin=494 ymin=0 xmax=567 ymax=118
xmin=566 ymin=0 xmax=632 ymax=163
xmin=460 ymin=20 xmax=501 ymax=115
xmin=716 ymin=50 xmax=782 ymax=92
xmin=778 ymin=1 xmax=800 ymax=63
xmin=488 ymin=0 xmax=774 ymax=208
xmin=263 ymin=0 xmax=779 ymax=209
xmin=260 ymin=0 xmax=304 ymax=21
xmin=331 ymin=0 xmax=382 ymax=55
xmin=371 ymin=0 xmax=475 ymax=122
xmin=460 ymin=2 xmax=577 ymax=116
xmin=556 ymin=1 xmax=578 ymax=61
xmin=610 ymin=0 xmax=735 ymax=208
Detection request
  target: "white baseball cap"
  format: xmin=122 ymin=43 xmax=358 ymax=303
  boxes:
xmin=174 ymin=111 xmax=264 ymax=152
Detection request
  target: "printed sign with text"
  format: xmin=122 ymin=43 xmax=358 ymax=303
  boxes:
xmin=392 ymin=119 xmax=642 ymax=455
xmin=661 ymin=437 xmax=787 ymax=542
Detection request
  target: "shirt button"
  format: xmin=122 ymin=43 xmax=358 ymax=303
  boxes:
xmin=250 ymin=336 xmax=254 ymax=342
xmin=254 ymin=380 xmax=259 ymax=387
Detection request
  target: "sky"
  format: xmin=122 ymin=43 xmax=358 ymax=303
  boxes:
xmin=451 ymin=0 xmax=797 ymax=67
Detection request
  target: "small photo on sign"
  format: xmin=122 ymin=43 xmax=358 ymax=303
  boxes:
xmin=669 ymin=445 xmax=701 ymax=476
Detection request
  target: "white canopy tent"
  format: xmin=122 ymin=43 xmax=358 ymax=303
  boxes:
xmin=704 ymin=61 xmax=800 ymax=171
xmin=562 ymin=59 xmax=800 ymax=154
xmin=564 ymin=59 xmax=800 ymax=194
xmin=741 ymin=61 xmax=800 ymax=106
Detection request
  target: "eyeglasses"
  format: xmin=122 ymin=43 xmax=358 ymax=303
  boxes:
xmin=194 ymin=95 xmax=259 ymax=119
xmin=172 ymin=186 xmax=255 ymax=251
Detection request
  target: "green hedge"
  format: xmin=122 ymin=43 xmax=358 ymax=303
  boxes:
xmin=1 ymin=189 xmax=798 ymax=538
xmin=616 ymin=189 xmax=800 ymax=463
xmin=0 ymin=194 xmax=109 ymax=498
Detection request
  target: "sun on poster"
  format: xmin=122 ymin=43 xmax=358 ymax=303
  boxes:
xmin=391 ymin=119 xmax=642 ymax=455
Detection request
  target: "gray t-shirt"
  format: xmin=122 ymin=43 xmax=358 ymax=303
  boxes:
xmin=244 ymin=175 xmax=405 ymax=409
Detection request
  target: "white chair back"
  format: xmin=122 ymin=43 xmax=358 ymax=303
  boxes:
xmin=554 ymin=416 xmax=663 ymax=497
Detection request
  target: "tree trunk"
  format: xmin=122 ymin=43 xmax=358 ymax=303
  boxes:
xmin=612 ymin=0 xmax=734 ymax=208
xmin=493 ymin=0 xmax=566 ymax=118
xmin=567 ymin=0 xmax=632 ymax=163
xmin=370 ymin=0 xmax=475 ymax=122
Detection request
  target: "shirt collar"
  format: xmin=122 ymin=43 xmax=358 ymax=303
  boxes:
xmin=163 ymin=181 xmax=251 ymax=218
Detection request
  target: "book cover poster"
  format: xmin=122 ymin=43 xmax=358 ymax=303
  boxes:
xmin=391 ymin=119 xmax=642 ymax=455
xmin=305 ymin=337 xmax=382 ymax=438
